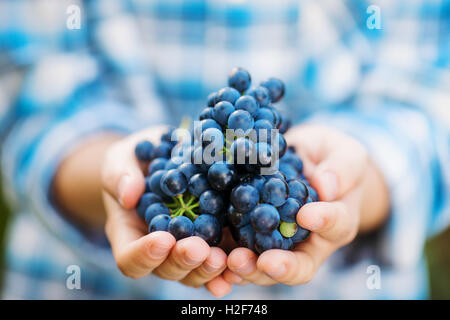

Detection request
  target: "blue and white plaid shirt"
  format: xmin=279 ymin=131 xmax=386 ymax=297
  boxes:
xmin=0 ymin=0 xmax=449 ymax=299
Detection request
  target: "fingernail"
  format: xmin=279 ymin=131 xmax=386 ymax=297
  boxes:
xmin=204 ymin=262 xmax=221 ymax=273
xmin=235 ymin=260 xmax=254 ymax=275
xmin=117 ymin=175 xmax=130 ymax=206
xmin=183 ymin=251 xmax=203 ymax=266
xmin=149 ymin=243 xmax=170 ymax=259
xmin=319 ymin=171 xmax=338 ymax=201
xmin=266 ymin=264 xmax=286 ymax=278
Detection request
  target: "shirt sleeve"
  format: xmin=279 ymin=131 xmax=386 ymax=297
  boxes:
xmin=0 ymin=0 xmax=165 ymax=266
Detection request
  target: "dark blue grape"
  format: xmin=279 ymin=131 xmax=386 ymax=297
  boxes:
xmin=287 ymin=179 xmax=308 ymax=204
xmin=277 ymin=198 xmax=300 ymax=223
xmin=260 ymin=77 xmax=285 ymax=103
xmin=188 ymin=173 xmax=211 ymax=198
xmin=227 ymin=110 xmax=254 ymax=134
xmin=164 ymin=156 xmax=183 ymax=170
xmin=268 ymin=106 xmax=282 ymax=129
xmin=144 ymin=202 xmax=170 ymax=224
xmin=307 ymin=186 xmax=319 ymax=202
xmin=233 ymin=224 xmax=256 ymax=251
xmin=281 ymin=150 xmax=303 ymax=174
xmin=230 ymin=184 xmax=259 ymax=213
xmin=207 ymin=162 xmax=237 ymax=191
xmin=278 ymin=114 xmax=291 ymax=134
xmin=207 ymin=92 xmax=217 ymax=107
xmin=234 ymin=95 xmax=259 ymax=116
xmin=213 ymin=101 xmax=235 ymax=126
xmin=255 ymin=142 xmax=273 ymax=167
xmin=255 ymin=230 xmax=283 ymax=253
xmin=279 ymin=163 xmax=299 ymax=180
xmin=178 ymin=162 xmax=200 ymax=180
xmin=199 ymin=190 xmax=224 ymax=215
xmin=168 ymin=216 xmax=194 ymax=240
xmin=227 ymin=204 xmax=251 ymax=228
xmin=136 ymin=192 xmax=162 ymax=219
xmin=161 ymin=127 xmax=176 ymax=145
xmin=199 ymin=107 xmax=214 ymax=120
xmin=216 ymin=87 xmax=241 ymax=105
xmin=194 ymin=214 xmax=222 ymax=246
xmin=160 ymin=169 xmax=187 ymax=197
xmin=261 ymin=177 xmax=288 ymax=207
xmin=247 ymin=86 xmax=271 ymax=107
xmin=135 ymin=141 xmax=154 ymax=162
xmin=254 ymin=107 xmax=276 ymax=126
xmin=194 ymin=119 xmax=222 ymax=141
xmin=250 ymin=204 xmax=280 ymax=234
xmin=228 ymin=67 xmax=251 ymax=92
xmin=152 ymin=142 xmax=172 ymax=159
xmin=149 ymin=214 xmax=171 ymax=232
xmin=200 ymin=127 xmax=224 ymax=149
xmin=290 ymin=226 xmax=311 ymax=244
xmin=242 ymin=174 xmax=266 ymax=192
xmin=149 ymin=170 xmax=168 ymax=198
xmin=230 ymin=138 xmax=256 ymax=166
xmin=281 ymin=237 xmax=294 ymax=250
xmin=149 ymin=158 xmax=168 ymax=175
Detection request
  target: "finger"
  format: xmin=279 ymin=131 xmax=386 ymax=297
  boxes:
xmin=257 ymin=233 xmax=334 ymax=286
xmin=180 ymin=247 xmax=228 ymax=288
xmin=297 ymin=200 xmax=358 ymax=243
xmin=205 ymin=275 xmax=233 ymax=298
xmin=227 ymin=248 xmax=277 ymax=286
xmin=102 ymin=143 xmax=146 ymax=209
xmin=101 ymin=126 xmax=169 ymax=209
xmin=310 ymin=137 xmax=368 ymax=201
xmin=104 ymin=192 xmax=176 ymax=278
xmin=223 ymin=269 xmax=249 ymax=285
xmin=153 ymin=236 xmax=210 ymax=281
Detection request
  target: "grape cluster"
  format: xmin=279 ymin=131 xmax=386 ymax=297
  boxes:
xmin=133 ymin=67 xmax=318 ymax=253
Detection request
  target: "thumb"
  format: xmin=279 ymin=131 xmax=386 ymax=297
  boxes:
xmin=311 ymin=137 xmax=368 ymax=201
xmin=102 ymin=141 xmax=146 ymax=210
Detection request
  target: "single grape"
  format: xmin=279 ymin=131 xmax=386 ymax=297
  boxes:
xmin=277 ymin=198 xmax=300 ymax=223
xmin=279 ymin=221 xmax=298 ymax=238
xmin=194 ymin=119 xmax=222 ymax=141
xmin=254 ymin=107 xmax=276 ymax=125
xmin=136 ymin=192 xmax=162 ymax=219
xmin=281 ymin=237 xmax=294 ymax=250
xmin=144 ymin=202 xmax=170 ymax=224
xmin=193 ymin=214 xmax=222 ymax=246
xmin=228 ymin=67 xmax=251 ymax=92
xmin=177 ymin=162 xmax=200 ymax=180
xmin=290 ymin=226 xmax=311 ymax=244
xmin=199 ymin=107 xmax=214 ymax=120
xmin=230 ymin=184 xmax=259 ymax=213
xmin=135 ymin=141 xmax=154 ymax=162
xmin=216 ymin=87 xmax=241 ymax=105
xmin=279 ymin=163 xmax=299 ymax=180
xmin=168 ymin=216 xmax=194 ymax=240
xmin=255 ymin=142 xmax=273 ymax=168
xmin=234 ymin=95 xmax=259 ymax=116
xmin=233 ymin=224 xmax=256 ymax=251
xmin=261 ymin=177 xmax=288 ymax=207
xmin=260 ymin=77 xmax=285 ymax=103
xmin=230 ymin=138 xmax=256 ymax=166
xmin=161 ymin=127 xmax=177 ymax=146
xmin=207 ymin=162 xmax=237 ymax=191
xmin=188 ymin=173 xmax=211 ymax=198
xmin=268 ymin=106 xmax=282 ymax=129
xmin=213 ymin=101 xmax=235 ymax=126
xmin=226 ymin=204 xmax=251 ymax=228
xmin=241 ymin=174 xmax=266 ymax=192
xmin=199 ymin=190 xmax=224 ymax=215
xmin=207 ymin=92 xmax=217 ymax=108
xmin=281 ymin=150 xmax=303 ymax=173
xmin=227 ymin=110 xmax=254 ymax=134
xmin=307 ymin=186 xmax=319 ymax=201
xmin=278 ymin=114 xmax=291 ymax=134
xmin=149 ymin=170 xmax=168 ymax=198
xmin=255 ymin=230 xmax=283 ymax=253
xmin=164 ymin=156 xmax=183 ymax=170
xmin=200 ymin=127 xmax=224 ymax=149
xmin=149 ymin=214 xmax=171 ymax=232
xmin=152 ymin=142 xmax=173 ymax=159
xmin=160 ymin=169 xmax=187 ymax=197
xmin=149 ymin=158 xmax=168 ymax=175
xmin=287 ymin=179 xmax=308 ymax=204
xmin=250 ymin=203 xmax=280 ymax=234
xmin=247 ymin=86 xmax=271 ymax=108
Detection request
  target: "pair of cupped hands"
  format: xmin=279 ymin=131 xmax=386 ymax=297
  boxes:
xmin=101 ymin=124 xmax=370 ymax=297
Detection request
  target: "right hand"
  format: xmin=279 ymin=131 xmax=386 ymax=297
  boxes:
xmin=101 ymin=126 xmax=232 ymax=297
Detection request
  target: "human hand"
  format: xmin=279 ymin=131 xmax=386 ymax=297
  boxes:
xmin=224 ymin=124 xmax=389 ymax=286
xmin=101 ymin=126 xmax=232 ymax=297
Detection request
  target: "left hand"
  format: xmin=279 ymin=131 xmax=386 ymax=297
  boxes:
xmin=223 ymin=124 xmax=390 ymax=286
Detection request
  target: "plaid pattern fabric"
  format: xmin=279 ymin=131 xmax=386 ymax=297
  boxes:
xmin=0 ymin=0 xmax=449 ymax=299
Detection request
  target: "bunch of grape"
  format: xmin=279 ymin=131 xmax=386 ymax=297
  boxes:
xmin=134 ymin=67 xmax=318 ymax=253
